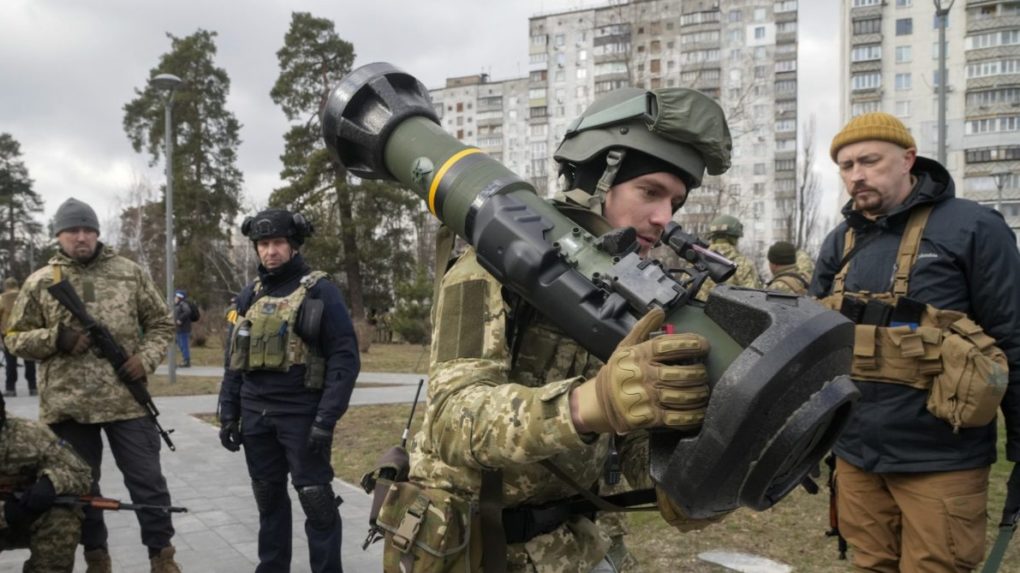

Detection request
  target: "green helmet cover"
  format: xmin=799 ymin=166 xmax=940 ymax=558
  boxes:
xmin=554 ymin=87 xmax=732 ymax=189
xmin=708 ymin=214 xmax=743 ymax=239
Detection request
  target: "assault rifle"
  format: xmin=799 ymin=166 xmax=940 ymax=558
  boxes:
xmin=0 ymin=484 xmax=187 ymax=514
xmin=47 ymin=280 xmax=176 ymax=451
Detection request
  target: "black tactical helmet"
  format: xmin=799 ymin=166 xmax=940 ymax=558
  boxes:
xmin=241 ymin=209 xmax=314 ymax=246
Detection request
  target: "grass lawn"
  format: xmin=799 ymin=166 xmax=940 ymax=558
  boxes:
xmin=170 ymin=336 xmax=429 ymax=374
xmin=323 ymin=403 xmax=1020 ymax=573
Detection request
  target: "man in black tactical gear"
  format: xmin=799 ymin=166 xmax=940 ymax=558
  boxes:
xmin=217 ymin=208 xmax=360 ymax=573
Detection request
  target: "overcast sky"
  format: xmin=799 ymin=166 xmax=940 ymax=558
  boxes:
xmin=0 ymin=0 xmax=842 ymax=231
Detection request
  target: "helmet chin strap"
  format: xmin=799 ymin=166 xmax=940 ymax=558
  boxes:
xmin=589 ymin=149 xmax=626 ymax=216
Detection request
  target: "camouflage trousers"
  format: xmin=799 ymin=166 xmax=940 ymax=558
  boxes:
xmin=0 ymin=506 xmax=83 ymax=572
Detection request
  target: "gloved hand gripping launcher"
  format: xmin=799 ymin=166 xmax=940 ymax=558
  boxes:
xmin=323 ymin=62 xmax=859 ymax=518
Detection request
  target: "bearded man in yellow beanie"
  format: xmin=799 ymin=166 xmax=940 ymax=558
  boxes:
xmin=810 ymin=112 xmax=1020 ymax=572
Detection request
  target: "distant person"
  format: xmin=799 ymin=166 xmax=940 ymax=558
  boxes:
xmin=5 ymin=197 xmax=181 ymax=572
xmin=218 ymin=208 xmax=360 ymax=573
xmin=0 ymin=278 xmax=35 ymax=397
xmin=764 ymin=241 xmax=809 ymax=295
xmin=172 ymin=290 xmax=196 ymax=368
xmin=695 ymin=214 xmax=762 ymax=301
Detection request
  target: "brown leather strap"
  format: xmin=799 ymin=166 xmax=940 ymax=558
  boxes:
xmin=479 ymin=468 xmax=506 ymax=573
xmin=832 ymin=228 xmax=855 ymax=296
xmin=892 ymin=205 xmax=934 ymax=297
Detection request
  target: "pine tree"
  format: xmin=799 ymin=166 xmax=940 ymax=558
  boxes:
xmin=0 ymin=133 xmax=44 ymax=279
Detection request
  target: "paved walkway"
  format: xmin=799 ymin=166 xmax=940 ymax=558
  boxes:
xmin=0 ymin=370 xmax=424 ymax=572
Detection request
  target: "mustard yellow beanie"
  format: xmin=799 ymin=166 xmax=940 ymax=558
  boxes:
xmin=830 ymin=112 xmax=916 ymax=162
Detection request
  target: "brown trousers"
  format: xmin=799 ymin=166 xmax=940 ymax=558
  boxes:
xmin=835 ymin=457 xmax=990 ymax=573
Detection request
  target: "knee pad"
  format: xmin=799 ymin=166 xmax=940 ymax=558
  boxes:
xmin=296 ymin=484 xmax=341 ymax=529
xmin=251 ymin=480 xmax=286 ymax=514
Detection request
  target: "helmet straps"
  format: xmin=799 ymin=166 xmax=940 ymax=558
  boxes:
xmin=591 ymin=149 xmax=627 ymax=215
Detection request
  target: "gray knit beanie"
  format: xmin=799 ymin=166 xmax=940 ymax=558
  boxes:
xmin=53 ymin=198 xmax=100 ymax=236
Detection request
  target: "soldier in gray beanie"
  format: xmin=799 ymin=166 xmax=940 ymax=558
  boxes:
xmin=53 ymin=198 xmax=100 ymax=236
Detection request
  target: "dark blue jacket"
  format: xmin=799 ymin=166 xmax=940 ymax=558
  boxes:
xmin=811 ymin=156 xmax=1020 ymax=472
xmin=218 ymin=254 xmax=360 ymax=428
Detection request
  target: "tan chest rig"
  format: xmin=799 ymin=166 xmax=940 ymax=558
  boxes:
xmin=820 ymin=206 xmax=1009 ymax=431
xmin=229 ymin=271 xmax=329 ymax=389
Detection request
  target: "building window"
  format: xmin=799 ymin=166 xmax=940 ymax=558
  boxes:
xmin=729 ymin=9 xmax=742 ymax=22
xmin=776 ymin=79 xmax=797 ymax=94
xmin=895 ymin=100 xmax=911 ymax=117
xmin=777 ymin=119 xmax=796 ymax=132
xmin=851 ymin=72 xmax=882 ymax=91
xmin=895 ymin=45 xmax=912 ymax=63
xmin=777 ymin=22 xmax=797 ymax=34
xmin=852 ymin=44 xmax=882 ymax=62
xmin=895 ymin=72 xmax=912 ymax=90
xmin=754 ymin=7 xmax=766 ymax=21
xmin=852 ymin=0 xmax=881 ymax=6
xmin=853 ymin=18 xmax=882 ymax=35
xmin=776 ymin=59 xmax=797 ymax=72
xmin=896 ymin=0 xmax=911 ymax=6
xmin=896 ymin=18 xmax=913 ymax=36
xmin=754 ymin=26 xmax=766 ymax=39
xmin=754 ymin=163 xmax=767 ymax=175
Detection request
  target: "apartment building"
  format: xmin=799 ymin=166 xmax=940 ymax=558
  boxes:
xmin=431 ymin=0 xmax=800 ymax=256
xmin=842 ymin=0 xmax=1020 ymax=242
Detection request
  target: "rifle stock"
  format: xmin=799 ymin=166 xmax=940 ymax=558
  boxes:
xmin=46 ymin=280 xmax=176 ymax=451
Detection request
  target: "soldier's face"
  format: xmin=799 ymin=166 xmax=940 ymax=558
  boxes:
xmin=603 ymin=172 xmax=687 ymax=257
xmin=256 ymin=237 xmax=294 ymax=270
xmin=836 ymin=141 xmax=916 ymax=219
xmin=56 ymin=227 xmax=99 ymax=263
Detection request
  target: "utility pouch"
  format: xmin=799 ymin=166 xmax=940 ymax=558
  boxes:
xmin=376 ymin=481 xmax=480 ymax=573
xmin=850 ymin=323 xmax=943 ymax=387
xmin=229 ymin=318 xmax=252 ymax=371
xmin=927 ymin=316 xmax=1009 ymax=432
xmin=261 ymin=315 xmax=289 ymax=370
xmin=303 ymin=351 xmax=326 ymax=390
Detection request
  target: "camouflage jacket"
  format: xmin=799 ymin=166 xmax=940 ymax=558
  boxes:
xmin=409 ymin=248 xmax=649 ymax=572
xmin=0 ymin=416 xmax=92 ymax=528
xmin=766 ymin=264 xmax=809 ymax=295
xmin=5 ymin=246 xmax=174 ymax=424
xmin=695 ymin=239 xmax=762 ymax=302
xmin=0 ymin=288 xmax=17 ymax=334
xmin=796 ymin=249 xmax=816 ymax=282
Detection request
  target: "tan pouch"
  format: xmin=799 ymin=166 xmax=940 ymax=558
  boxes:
xmin=850 ymin=324 xmax=943 ymax=389
xmin=376 ymin=482 xmax=481 ymax=573
xmin=927 ymin=317 xmax=1009 ymax=432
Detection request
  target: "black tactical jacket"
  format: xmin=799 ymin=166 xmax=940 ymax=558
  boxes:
xmin=810 ymin=156 xmax=1020 ymax=472
xmin=218 ymin=254 xmax=360 ymax=429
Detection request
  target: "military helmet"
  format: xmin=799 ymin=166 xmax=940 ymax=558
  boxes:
xmin=554 ymin=87 xmax=732 ymax=190
xmin=241 ymin=209 xmax=314 ymax=246
xmin=708 ymin=214 xmax=743 ymax=240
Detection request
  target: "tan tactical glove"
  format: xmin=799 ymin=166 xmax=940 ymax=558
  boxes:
xmin=573 ymin=307 xmax=710 ymax=434
xmin=656 ymin=486 xmax=728 ymax=532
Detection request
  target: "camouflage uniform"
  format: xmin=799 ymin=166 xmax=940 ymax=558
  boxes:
xmin=695 ymin=238 xmax=762 ymax=302
xmin=765 ymin=264 xmax=809 ymax=295
xmin=4 ymin=245 xmax=178 ymax=559
xmin=0 ymin=416 xmax=92 ymax=572
xmin=5 ymin=246 xmax=174 ymax=424
xmin=795 ymin=249 xmax=815 ymax=282
xmin=409 ymin=248 xmax=651 ymax=572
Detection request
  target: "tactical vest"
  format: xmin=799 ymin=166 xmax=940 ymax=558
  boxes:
xmin=820 ymin=205 xmax=1008 ymax=431
xmin=230 ymin=271 xmax=329 ymax=389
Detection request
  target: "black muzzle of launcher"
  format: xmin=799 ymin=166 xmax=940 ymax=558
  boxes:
xmin=321 ymin=62 xmax=859 ymax=518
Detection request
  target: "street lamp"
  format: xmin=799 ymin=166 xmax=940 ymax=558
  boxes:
xmin=934 ymin=0 xmax=955 ymax=165
xmin=150 ymin=73 xmax=182 ymax=383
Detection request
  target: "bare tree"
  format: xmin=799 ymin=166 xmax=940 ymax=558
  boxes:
xmin=792 ymin=115 xmax=825 ymax=254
